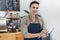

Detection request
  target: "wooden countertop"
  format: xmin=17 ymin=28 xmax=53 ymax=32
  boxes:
xmin=0 ymin=32 xmax=24 ymax=40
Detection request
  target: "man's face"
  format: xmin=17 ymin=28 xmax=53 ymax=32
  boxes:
xmin=29 ymin=3 xmax=39 ymax=15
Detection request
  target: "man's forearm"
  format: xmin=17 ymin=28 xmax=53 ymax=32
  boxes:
xmin=26 ymin=33 xmax=41 ymax=38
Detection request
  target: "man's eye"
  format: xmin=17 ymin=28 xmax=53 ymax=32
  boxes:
xmin=36 ymin=7 xmax=38 ymax=9
xmin=33 ymin=7 xmax=35 ymax=8
xmin=32 ymin=7 xmax=38 ymax=9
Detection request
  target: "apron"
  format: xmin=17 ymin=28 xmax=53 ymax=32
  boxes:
xmin=24 ymin=23 xmax=43 ymax=40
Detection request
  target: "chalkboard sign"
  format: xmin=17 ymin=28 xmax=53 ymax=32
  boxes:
xmin=0 ymin=0 xmax=20 ymax=11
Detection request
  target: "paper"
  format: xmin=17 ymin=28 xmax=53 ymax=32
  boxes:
xmin=46 ymin=27 xmax=54 ymax=34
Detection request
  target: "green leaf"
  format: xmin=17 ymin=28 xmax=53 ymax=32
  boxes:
xmin=23 ymin=10 xmax=29 ymax=14
xmin=23 ymin=10 xmax=41 ymax=17
xmin=36 ymin=14 xmax=41 ymax=17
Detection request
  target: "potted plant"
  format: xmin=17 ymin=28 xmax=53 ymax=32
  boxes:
xmin=23 ymin=10 xmax=41 ymax=17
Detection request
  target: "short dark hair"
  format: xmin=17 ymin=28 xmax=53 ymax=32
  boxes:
xmin=30 ymin=1 xmax=39 ymax=7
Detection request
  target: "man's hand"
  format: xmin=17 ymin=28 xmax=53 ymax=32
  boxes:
xmin=41 ymin=29 xmax=47 ymax=38
xmin=41 ymin=33 xmax=47 ymax=38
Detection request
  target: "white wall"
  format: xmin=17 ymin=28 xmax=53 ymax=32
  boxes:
xmin=40 ymin=0 xmax=60 ymax=40
xmin=0 ymin=11 xmax=6 ymax=17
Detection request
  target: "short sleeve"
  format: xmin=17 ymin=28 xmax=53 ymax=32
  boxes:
xmin=41 ymin=17 xmax=46 ymax=29
xmin=38 ymin=16 xmax=46 ymax=29
xmin=19 ymin=17 xmax=28 ymax=37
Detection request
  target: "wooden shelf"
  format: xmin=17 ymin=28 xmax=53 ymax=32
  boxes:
xmin=8 ymin=18 xmax=19 ymax=20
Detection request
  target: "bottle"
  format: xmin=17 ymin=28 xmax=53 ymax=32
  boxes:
xmin=12 ymin=25 xmax=16 ymax=32
xmin=10 ymin=13 xmax=13 ymax=18
xmin=16 ymin=13 xmax=19 ymax=18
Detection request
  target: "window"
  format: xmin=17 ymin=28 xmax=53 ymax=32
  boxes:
xmin=0 ymin=0 xmax=20 ymax=11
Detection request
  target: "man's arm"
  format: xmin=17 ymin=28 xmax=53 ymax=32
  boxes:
xmin=20 ymin=17 xmax=42 ymax=38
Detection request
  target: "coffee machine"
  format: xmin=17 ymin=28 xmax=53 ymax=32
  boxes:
xmin=0 ymin=17 xmax=7 ymax=32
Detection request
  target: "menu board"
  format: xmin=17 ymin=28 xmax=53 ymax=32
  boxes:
xmin=0 ymin=0 xmax=20 ymax=11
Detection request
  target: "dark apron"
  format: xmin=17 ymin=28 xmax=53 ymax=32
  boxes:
xmin=24 ymin=23 xmax=43 ymax=40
